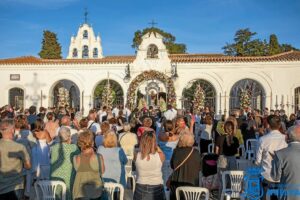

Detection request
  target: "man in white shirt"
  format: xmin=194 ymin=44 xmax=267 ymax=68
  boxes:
xmin=164 ymin=105 xmax=177 ymax=121
xmin=255 ymin=115 xmax=287 ymax=199
xmin=112 ymin=105 xmax=120 ymax=118
xmin=98 ymin=106 xmax=107 ymax=123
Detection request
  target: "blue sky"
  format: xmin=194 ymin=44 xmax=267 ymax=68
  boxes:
xmin=0 ymin=0 xmax=299 ymax=59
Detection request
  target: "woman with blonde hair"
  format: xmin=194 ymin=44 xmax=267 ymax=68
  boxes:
xmin=134 ymin=131 xmax=166 ymax=200
xmin=97 ymin=132 xmax=128 ymax=186
xmin=119 ymin=123 xmax=138 ymax=157
xmin=73 ymin=130 xmax=105 ymax=200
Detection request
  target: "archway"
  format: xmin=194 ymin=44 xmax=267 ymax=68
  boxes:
xmin=229 ymin=79 xmax=265 ymax=112
xmin=93 ymin=79 xmax=124 ymax=109
xmin=127 ymin=70 xmax=176 ymax=110
xmin=9 ymin=87 xmax=24 ymax=110
xmin=50 ymin=80 xmax=80 ymax=110
xmin=182 ymin=79 xmax=216 ymax=113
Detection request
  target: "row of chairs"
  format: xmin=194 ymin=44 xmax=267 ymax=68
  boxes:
xmin=34 ymin=180 xmax=124 ymax=200
xmin=205 ymin=138 xmax=258 ymax=161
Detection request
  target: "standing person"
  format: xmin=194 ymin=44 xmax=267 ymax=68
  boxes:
xmin=271 ymin=125 xmax=300 ymax=200
xmin=215 ymin=120 xmax=239 ymax=171
xmin=60 ymin=115 xmax=79 ymax=144
xmin=27 ymin=105 xmax=38 ymax=130
xmin=0 ymin=119 xmax=31 ymax=200
xmin=50 ymin=127 xmax=80 ymax=200
xmin=119 ymin=123 xmax=138 ymax=157
xmin=199 ymin=115 xmax=213 ymax=154
xmin=97 ymin=132 xmax=127 ymax=186
xmin=31 ymin=119 xmax=52 ymax=180
xmin=73 ymin=130 xmax=105 ymax=200
xmin=134 ymin=131 xmax=166 ymax=200
xmin=255 ymin=115 xmax=288 ymax=200
xmin=164 ymin=105 xmax=177 ymax=121
xmin=158 ymin=120 xmax=179 ymax=185
xmin=87 ymin=109 xmax=101 ymax=135
xmin=98 ymin=106 xmax=107 ymax=124
xmin=112 ymin=105 xmax=120 ymax=118
xmin=137 ymin=117 xmax=154 ymax=142
xmin=169 ymin=132 xmax=201 ymax=200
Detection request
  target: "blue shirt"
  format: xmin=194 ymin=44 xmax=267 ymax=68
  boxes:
xmin=97 ymin=146 xmax=127 ymax=186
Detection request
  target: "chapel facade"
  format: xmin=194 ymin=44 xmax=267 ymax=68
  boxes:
xmin=1 ymin=22 xmax=300 ymax=116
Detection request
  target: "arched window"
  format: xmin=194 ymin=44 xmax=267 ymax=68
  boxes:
xmin=9 ymin=87 xmax=24 ymax=109
xmin=72 ymin=48 xmax=78 ymax=58
xmin=83 ymin=30 xmax=88 ymax=39
xmin=82 ymin=45 xmax=89 ymax=58
xmin=147 ymin=44 xmax=158 ymax=58
xmin=93 ymin=48 xmax=98 ymax=58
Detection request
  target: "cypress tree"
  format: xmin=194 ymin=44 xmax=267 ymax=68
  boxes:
xmin=39 ymin=30 xmax=62 ymax=59
xmin=268 ymin=34 xmax=281 ymax=55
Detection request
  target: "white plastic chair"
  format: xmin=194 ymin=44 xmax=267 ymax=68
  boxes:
xmin=176 ymin=186 xmax=209 ymax=200
xmin=208 ymin=143 xmax=215 ymax=154
xmin=246 ymin=139 xmax=258 ymax=161
xmin=104 ymin=182 xmax=124 ymax=200
xmin=34 ymin=180 xmax=66 ymax=200
xmin=125 ymin=156 xmax=136 ymax=191
xmin=221 ymin=171 xmax=244 ymax=200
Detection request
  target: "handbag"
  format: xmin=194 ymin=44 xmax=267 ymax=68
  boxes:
xmin=166 ymin=148 xmax=194 ymax=188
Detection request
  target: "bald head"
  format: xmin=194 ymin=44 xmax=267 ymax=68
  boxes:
xmin=288 ymin=125 xmax=300 ymax=142
xmin=61 ymin=116 xmax=71 ymax=126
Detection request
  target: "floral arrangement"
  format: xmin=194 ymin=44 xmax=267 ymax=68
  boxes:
xmin=127 ymin=70 xmax=176 ymax=110
xmin=193 ymin=84 xmax=205 ymax=113
xmin=101 ymin=80 xmax=113 ymax=108
xmin=58 ymin=87 xmax=70 ymax=107
xmin=240 ymin=89 xmax=251 ymax=110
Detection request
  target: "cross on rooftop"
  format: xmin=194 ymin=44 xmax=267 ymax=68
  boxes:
xmin=149 ymin=19 xmax=157 ymax=28
xmin=84 ymin=8 xmax=88 ymax=24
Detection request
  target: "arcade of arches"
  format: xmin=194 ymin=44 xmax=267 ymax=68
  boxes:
xmin=8 ymin=77 xmax=300 ymax=114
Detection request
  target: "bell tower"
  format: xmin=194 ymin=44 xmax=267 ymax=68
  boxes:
xmin=67 ymin=9 xmax=103 ymax=59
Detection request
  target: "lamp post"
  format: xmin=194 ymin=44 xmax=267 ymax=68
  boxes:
xmin=171 ymin=62 xmax=179 ymax=80
xmin=123 ymin=64 xmax=131 ymax=83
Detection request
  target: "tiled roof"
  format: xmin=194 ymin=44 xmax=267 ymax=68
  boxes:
xmin=169 ymin=51 xmax=300 ymax=63
xmin=0 ymin=56 xmax=135 ymax=65
xmin=0 ymin=51 xmax=300 ymax=65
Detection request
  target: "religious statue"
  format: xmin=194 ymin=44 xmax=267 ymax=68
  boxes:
xmin=159 ymin=97 xmax=167 ymax=112
xmin=150 ymin=90 xmax=157 ymax=106
xmin=138 ymin=97 xmax=147 ymax=111
xmin=147 ymin=44 xmax=158 ymax=58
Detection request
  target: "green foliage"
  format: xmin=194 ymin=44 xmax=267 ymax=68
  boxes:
xmin=280 ymin=43 xmax=299 ymax=52
xmin=132 ymin=27 xmax=186 ymax=54
xmin=39 ymin=30 xmax=62 ymax=59
xmin=269 ymin=34 xmax=281 ymax=55
xmin=223 ymin=28 xmax=299 ymax=56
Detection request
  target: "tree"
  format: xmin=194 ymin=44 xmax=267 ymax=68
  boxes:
xmin=223 ymin=28 xmax=266 ymax=56
xmin=280 ymin=43 xmax=299 ymax=52
xmin=39 ymin=30 xmax=62 ymax=59
xmin=223 ymin=28 xmax=299 ymax=56
xmin=269 ymin=34 xmax=281 ymax=55
xmin=132 ymin=27 xmax=186 ymax=54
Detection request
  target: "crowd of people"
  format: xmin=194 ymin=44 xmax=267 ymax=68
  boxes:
xmin=0 ymin=103 xmax=300 ymax=200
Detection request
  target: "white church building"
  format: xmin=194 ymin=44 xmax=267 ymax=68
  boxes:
xmin=1 ymin=21 xmax=300 ymax=116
